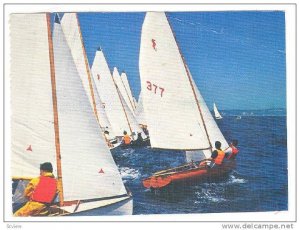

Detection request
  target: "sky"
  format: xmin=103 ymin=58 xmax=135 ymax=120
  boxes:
xmin=74 ymin=11 xmax=286 ymax=110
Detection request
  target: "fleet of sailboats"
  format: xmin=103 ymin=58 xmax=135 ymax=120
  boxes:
xmin=10 ymin=11 xmax=236 ymax=216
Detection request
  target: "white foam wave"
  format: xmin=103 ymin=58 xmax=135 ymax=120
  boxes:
xmin=228 ymin=174 xmax=247 ymax=184
xmin=119 ymin=167 xmax=141 ymax=182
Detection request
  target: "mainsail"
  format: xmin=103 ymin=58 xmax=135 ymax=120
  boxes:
xmin=11 ymin=13 xmax=132 ymax=215
xmin=213 ymin=103 xmax=223 ymax=119
xmin=112 ymin=67 xmax=136 ymax=115
xmin=139 ymin=12 xmax=211 ymax=150
xmin=135 ymin=93 xmax=147 ymax=126
xmin=60 ymin=12 xmax=115 ymax=140
xmin=140 ymin=11 xmax=228 ymax=159
xmin=120 ymin=71 xmax=136 ymax=111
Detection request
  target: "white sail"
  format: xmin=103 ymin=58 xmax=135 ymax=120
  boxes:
xmin=112 ymin=67 xmax=135 ymax=115
xmin=133 ymin=96 xmax=138 ymax=110
xmin=139 ymin=12 xmax=210 ymax=150
xmin=213 ymin=103 xmax=223 ymax=119
xmin=60 ymin=13 xmax=115 ymax=139
xmin=53 ymin=17 xmax=128 ymax=201
xmin=193 ymin=79 xmax=228 ymax=150
xmin=116 ymin=87 xmax=147 ymax=140
xmin=11 ymin=14 xmax=58 ymax=178
xmin=91 ymin=49 xmax=133 ymax=137
xmin=135 ymin=93 xmax=147 ymax=125
xmin=11 ymin=13 xmax=131 ymax=215
xmin=120 ymin=71 xmax=136 ymax=111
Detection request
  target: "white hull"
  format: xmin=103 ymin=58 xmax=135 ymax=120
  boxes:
xmin=60 ymin=196 xmax=133 ymax=216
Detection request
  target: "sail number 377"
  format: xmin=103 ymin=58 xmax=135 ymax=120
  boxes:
xmin=146 ymin=81 xmax=165 ymax=97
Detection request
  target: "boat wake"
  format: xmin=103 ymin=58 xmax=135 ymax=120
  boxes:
xmin=195 ymin=186 xmax=227 ymax=203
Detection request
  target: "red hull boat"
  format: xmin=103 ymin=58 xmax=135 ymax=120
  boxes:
xmin=143 ymin=160 xmax=236 ymax=189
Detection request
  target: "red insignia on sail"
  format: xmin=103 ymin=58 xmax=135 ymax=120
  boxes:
xmin=152 ymin=39 xmax=157 ymax=51
xmin=99 ymin=168 xmax=104 ymax=173
xmin=26 ymin=145 xmax=32 ymax=151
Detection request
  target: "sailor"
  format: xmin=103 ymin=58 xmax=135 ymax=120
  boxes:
xmin=14 ymin=162 xmax=58 ymax=216
xmin=134 ymin=132 xmax=144 ymax=146
xmin=225 ymin=140 xmax=239 ymax=160
xmin=208 ymin=141 xmax=225 ymax=168
xmin=122 ymin=131 xmax=132 ymax=145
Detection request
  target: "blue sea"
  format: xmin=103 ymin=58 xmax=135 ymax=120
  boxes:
xmin=111 ymin=111 xmax=288 ymax=214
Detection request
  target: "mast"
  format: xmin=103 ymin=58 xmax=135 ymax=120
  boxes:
xmin=75 ymin=14 xmax=111 ymax=146
xmin=76 ymin=14 xmax=99 ymax=124
xmin=47 ymin=13 xmax=64 ymax=205
xmin=165 ymin=13 xmax=213 ymax=151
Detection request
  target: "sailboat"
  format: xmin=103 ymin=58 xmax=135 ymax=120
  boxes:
xmin=91 ymin=48 xmax=149 ymax=147
xmin=139 ymin=12 xmax=235 ymax=190
xmin=213 ymin=103 xmax=223 ymax=120
xmin=60 ymin=13 xmax=118 ymax=148
xmin=11 ymin=13 xmax=132 ymax=216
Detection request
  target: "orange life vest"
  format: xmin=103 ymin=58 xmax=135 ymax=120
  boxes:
xmin=214 ymin=149 xmax=225 ymax=165
xmin=228 ymin=145 xmax=239 ymax=159
xmin=31 ymin=176 xmax=57 ymax=204
xmin=123 ymin=134 xmax=131 ymax=145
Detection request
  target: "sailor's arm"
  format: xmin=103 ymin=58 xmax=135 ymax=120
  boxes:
xmin=23 ymin=177 xmax=39 ymax=199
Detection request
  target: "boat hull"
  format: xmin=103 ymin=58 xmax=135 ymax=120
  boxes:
xmin=143 ymin=160 xmax=236 ymax=189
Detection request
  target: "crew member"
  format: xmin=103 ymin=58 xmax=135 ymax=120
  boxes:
xmin=225 ymin=140 xmax=239 ymax=160
xmin=14 ymin=162 xmax=57 ymax=216
xmin=208 ymin=141 xmax=225 ymax=168
xmin=122 ymin=131 xmax=132 ymax=145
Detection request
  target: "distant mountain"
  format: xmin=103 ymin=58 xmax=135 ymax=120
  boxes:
xmin=216 ymin=108 xmax=286 ymax=117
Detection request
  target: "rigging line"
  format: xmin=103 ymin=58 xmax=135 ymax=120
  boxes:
xmin=47 ymin=13 xmax=64 ymax=206
xmin=165 ymin=13 xmax=213 ymax=151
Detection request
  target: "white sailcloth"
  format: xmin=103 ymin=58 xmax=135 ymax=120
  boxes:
xmin=120 ymin=71 xmax=136 ymax=111
xmin=53 ymin=18 xmax=128 ymax=201
xmin=213 ymin=103 xmax=223 ymax=119
xmin=11 ymin=13 xmax=131 ymax=214
xmin=91 ymin=49 xmax=132 ymax=137
xmin=135 ymin=93 xmax=147 ymax=125
xmin=116 ymin=87 xmax=147 ymax=140
xmin=11 ymin=14 xmax=58 ymax=178
xmin=60 ymin=13 xmax=115 ymax=139
xmin=186 ymin=75 xmax=229 ymax=161
xmin=139 ymin=12 xmax=210 ymax=150
xmin=133 ymin=96 xmax=138 ymax=110
xmin=112 ymin=67 xmax=135 ymax=115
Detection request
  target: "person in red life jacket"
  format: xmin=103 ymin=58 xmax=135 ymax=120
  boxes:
xmin=14 ymin=162 xmax=58 ymax=216
xmin=122 ymin=131 xmax=132 ymax=145
xmin=208 ymin=141 xmax=225 ymax=168
xmin=225 ymin=140 xmax=239 ymax=160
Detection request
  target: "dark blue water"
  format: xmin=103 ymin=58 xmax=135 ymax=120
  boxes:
xmin=111 ymin=115 xmax=288 ymax=214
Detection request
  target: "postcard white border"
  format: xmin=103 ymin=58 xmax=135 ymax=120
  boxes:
xmin=2 ymin=1 xmax=297 ymax=225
